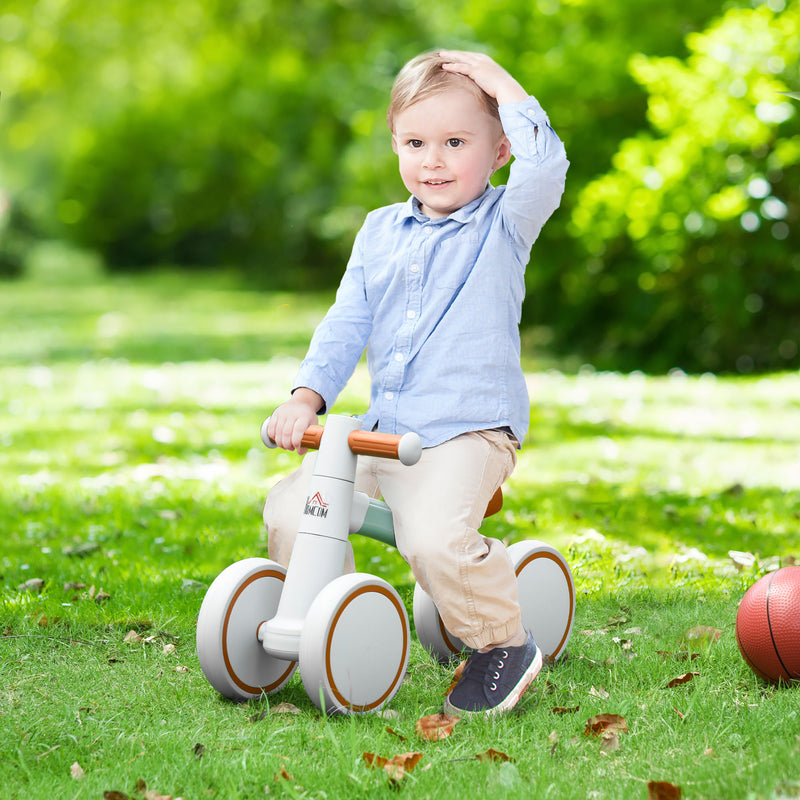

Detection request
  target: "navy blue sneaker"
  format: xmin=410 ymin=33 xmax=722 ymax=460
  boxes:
xmin=444 ymin=631 xmax=542 ymax=716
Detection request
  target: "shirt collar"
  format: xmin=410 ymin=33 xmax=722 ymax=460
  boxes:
xmin=395 ymin=185 xmax=494 ymax=226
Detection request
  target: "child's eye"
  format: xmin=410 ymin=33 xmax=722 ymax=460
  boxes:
xmin=408 ymin=139 xmax=424 ymax=149
xmin=447 ymin=138 xmax=464 ymax=148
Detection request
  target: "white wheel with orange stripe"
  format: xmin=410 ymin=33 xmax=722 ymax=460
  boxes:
xmin=196 ymin=558 xmax=297 ymax=701
xmin=508 ymin=540 xmax=575 ymax=662
xmin=299 ymin=574 xmax=410 ymax=714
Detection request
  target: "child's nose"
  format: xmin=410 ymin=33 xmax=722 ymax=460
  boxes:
xmin=422 ymin=146 xmax=445 ymax=168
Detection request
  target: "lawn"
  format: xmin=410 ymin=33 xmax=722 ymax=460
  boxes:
xmin=2 ymin=263 xmax=799 ymax=800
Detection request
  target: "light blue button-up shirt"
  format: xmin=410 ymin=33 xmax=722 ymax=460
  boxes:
xmin=293 ymin=95 xmax=568 ymax=448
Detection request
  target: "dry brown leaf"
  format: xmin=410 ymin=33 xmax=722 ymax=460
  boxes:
xmin=272 ymin=702 xmax=301 ymax=715
xmin=144 ymin=790 xmax=173 ymax=800
xmin=584 ymin=713 xmax=629 ymax=737
xmin=135 ymin=779 xmax=148 ymax=794
xmin=444 ymin=660 xmax=466 ymax=695
xmin=124 ymin=630 xmax=143 ymax=643
xmin=673 ymin=707 xmax=686 ymax=720
xmin=385 ymin=726 xmax=408 ymax=742
xmin=475 ymin=749 xmax=512 ymax=762
xmin=666 ymin=672 xmax=699 ymax=688
xmin=415 ymin=713 xmax=460 ymax=741
xmin=657 ymin=650 xmax=701 ymax=662
xmin=274 ymin=766 xmax=293 ymax=782
xmin=103 ymin=792 xmax=130 ymax=800
xmin=363 ymin=751 xmax=423 ymax=782
xmin=547 ymin=730 xmax=559 ymax=757
xmin=589 ymin=685 xmax=610 ymax=699
xmin=600 ymin=729 xmax=620 ymax=754
xmin=551 ymin=705 xmax=580 ymax=715
xmin=95 ymin=589 xmax=111 ymax=604
xmin=162 ymin=643 xmax=176 ymax=655
xmin=647 ymin=780 xmax=682 ymax=800
xmin=18 ymin=578 xmax=45 ymax=594
xmin=70 ymin=761 xmax=85 ymax=780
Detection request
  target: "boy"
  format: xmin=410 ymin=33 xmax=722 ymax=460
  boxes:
xmin=264 ymin=50 xmax=568 ymax=715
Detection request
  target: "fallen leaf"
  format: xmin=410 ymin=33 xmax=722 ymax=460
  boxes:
xmin=103 ymin=792 xmax=130 ymax=800
xmin=415 ymin=713 xmax=460 ymax=741
xmin=135 ymin=779 xmax=147 ymax=794
xmin=63 ymin=542 xmax=100 ymax=558
xmin=600 ymin=729 xmax=620 ymax=754
xmin=274 ymin=766 xmax=293 ymax=782
xmin=386 ymin=726 xmax=408 ymax=742
xmin=18 ymin=578 xmax=45 ymax=594
xmin=547 ymin=730 xmax=559 ymax=757
xmin=70 ymin=761 xmax=85 ymax=780
xmin=584 ymin=713 xmax=629 ymax=737
xmin=589 ymin=685 xmax=610 ymax=699
xmin=551 ymin=705 xmax=580 ymax=715
xmin=666 ymin=672 xmax=699 ymax=688
xmin=647 ymin=780 xmax=682 ymax=800
xmin=673 ymin=707 xmax=686 ymax=720
xmin=363 ymin=751 xmax=423 ymax=782
xmin=729 ymin=550 xmax=756 ymax=570
xmin=475 ymin=749 xmax=512 ymax=762
xmin=271 ymin=702 xmax=301 ymax=715
xmin=124 ymin=630 xmax=143 ymax=643
xmin=162 ymin=643 xmax=176 ymax=655
xmin=444 ymin=660 xmax=466 ymax=695
xmin=193 ymin=743 xmax=205 ymax=760
xmin=144 ymin=790 xmax=173 ymax=800
xmin=174 ymin=665 xmax=189 ymax=673
xmin=657 ymin=651 xmax=701 ymax=662
xmin=64 ymin=581 xmax=87 ymax=592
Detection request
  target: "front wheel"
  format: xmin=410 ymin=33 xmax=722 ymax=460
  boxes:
xmin=196 ymin=557 xmax=297 ymax=701
xmin=299 ymin=573 xmax=410 ymax=714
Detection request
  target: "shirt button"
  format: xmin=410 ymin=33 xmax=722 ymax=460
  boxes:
xmin=410 ymin=264 xmax=420 ymax=273
xmin=424 ymin=227 xmax=434 ymax=235
xmin=385 ymin=391 xmax=394 ymax=400
xmin=407 ymin=310 xmax=416 ymax=319
xmin=394 ymin=353 xmax=404 ymax=362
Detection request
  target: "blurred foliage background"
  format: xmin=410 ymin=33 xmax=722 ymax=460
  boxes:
xmin=1 ymin=0 xmax=798 ymax=373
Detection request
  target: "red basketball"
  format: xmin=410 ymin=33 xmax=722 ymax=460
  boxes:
xmin=735 ymin=566 xmax=800 ymax=683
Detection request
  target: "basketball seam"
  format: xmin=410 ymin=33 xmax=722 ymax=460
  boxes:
xmin=765 ymin=572 xmax=792 ymax=681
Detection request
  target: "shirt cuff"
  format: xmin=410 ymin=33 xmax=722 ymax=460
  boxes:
xmin=499 ymin=95 xmax=550 ymax=131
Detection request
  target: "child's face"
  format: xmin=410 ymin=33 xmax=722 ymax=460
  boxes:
xmin=391 ymin=87 xmax=511 ymax=219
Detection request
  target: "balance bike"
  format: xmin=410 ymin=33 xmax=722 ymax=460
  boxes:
xmin=196 ymin=414 xmax=575 ymax=715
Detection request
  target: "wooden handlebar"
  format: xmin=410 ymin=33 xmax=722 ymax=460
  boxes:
xmin=264 ymin=418 xmax=421 ymax=466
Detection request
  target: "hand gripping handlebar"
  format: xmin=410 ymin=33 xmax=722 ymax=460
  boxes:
xmin=260 ymin=417 xmax=422 ymax=467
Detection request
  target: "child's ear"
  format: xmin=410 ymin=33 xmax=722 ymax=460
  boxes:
xmin=391 ymin=134 xmax=399 ymax=155
xmin=493 ymin=135 xmax=512 ymax=170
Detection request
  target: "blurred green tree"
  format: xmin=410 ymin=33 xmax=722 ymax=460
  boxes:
xmin=1 ymin=0 xmax=796 ymax=371
xmin=569 ymin=3 xmax=800 ymax=371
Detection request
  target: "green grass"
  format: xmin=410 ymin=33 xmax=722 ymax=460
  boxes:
xmin=2 ymin=264 xmax=799 ymax=799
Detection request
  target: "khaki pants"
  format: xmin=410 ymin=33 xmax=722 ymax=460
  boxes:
xmin=263 ymin=429 xmax=521 ymax=650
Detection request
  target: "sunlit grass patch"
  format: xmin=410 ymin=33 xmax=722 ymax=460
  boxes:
xmin=2 ymin=271 xmax=799 ymax=799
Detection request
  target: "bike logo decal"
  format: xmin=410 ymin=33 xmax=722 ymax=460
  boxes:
xmin=304 ymin=491 xmax=329 ymax=518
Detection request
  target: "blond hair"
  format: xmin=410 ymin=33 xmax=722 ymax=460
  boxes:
xmin=386 ymin=51 xmax=501 ymax=131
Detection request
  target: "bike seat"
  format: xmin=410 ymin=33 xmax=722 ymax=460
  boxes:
xmin=484 ymin=487 xmax=504 ymax=518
